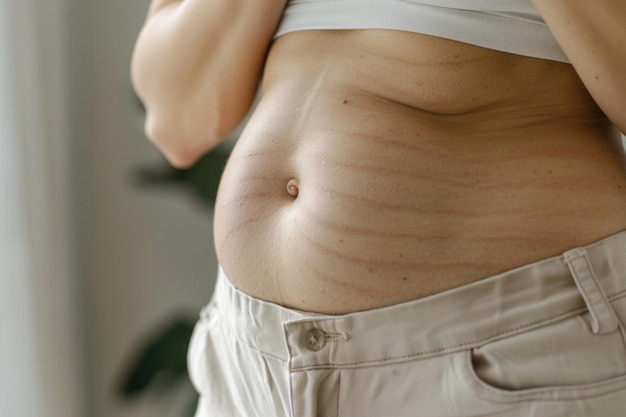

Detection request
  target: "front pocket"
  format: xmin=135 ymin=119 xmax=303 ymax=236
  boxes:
xmin=455 ymin=308 xmax=626 ymax=402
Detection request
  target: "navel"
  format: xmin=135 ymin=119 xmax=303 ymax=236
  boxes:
xmin=286 ymin=178 xmax=300 ymax=197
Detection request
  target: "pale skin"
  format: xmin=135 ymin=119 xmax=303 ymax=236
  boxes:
xmin=529 ymin=0 xmax=626 ymax=134
xmin=131 ymin=0 xmax=287 ymax=167
xmin=133 ymin=0 xmax=626 ymax=314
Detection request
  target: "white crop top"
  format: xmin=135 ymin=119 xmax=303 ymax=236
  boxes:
xmin=275 ymin=0 xmax=569 ymax=63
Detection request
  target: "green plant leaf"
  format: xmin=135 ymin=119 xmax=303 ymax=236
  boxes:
xmin=133 ymin=145 xmax=231 ymax=206
xmin=117 ymin=317 xmax=197 ymax=398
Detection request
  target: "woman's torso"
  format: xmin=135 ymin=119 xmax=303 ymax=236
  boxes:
xmin=214 ymin=29 xmax=626 ymax=314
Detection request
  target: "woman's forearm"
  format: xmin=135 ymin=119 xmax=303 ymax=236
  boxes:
xmin=145 ymin=0 xmax=182 ymax=18
xmin=131 ymin=0 xmax=287 ymax=167
xmin=531 ymin=0 xmax=626 ymax=133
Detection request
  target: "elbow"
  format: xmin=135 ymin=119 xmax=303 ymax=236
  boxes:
xmin=158 ymin=146 xmax=202 ymax=170
xmin=144 ymin=113 xmax=220 ymax=169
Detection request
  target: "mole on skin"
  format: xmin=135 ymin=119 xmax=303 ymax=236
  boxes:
xmin=287 ymin=178 xmax=299 ymax=197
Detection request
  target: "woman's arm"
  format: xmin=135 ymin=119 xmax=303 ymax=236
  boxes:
xmin=131 ymin=0 xmax=287 ymax=167
xmin=530 ymin=0 xmax=626 ymax=134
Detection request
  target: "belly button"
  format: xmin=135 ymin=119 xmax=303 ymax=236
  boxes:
xmin=286 ymin=178 xmax=299 ymax=197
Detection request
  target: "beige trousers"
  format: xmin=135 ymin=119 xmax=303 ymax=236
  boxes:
xmin=188 ymin=231 xmax=626 ymax=416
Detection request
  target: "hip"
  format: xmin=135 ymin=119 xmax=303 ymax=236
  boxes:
xmin=189 ymin=230 xmax=626 ymax=416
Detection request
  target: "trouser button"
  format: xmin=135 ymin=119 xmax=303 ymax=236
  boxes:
xmin=304 ymin=328 xmax=326 ymax=351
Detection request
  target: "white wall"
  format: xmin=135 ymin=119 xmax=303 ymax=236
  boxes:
xmin=0 ymin=5 xmax=45 ymax=416
xmin=0 ymin=1 xmax=83 ymax=416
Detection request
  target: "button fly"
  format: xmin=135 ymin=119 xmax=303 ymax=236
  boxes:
xmin=304 ymin=328 xmax=326 ymax=351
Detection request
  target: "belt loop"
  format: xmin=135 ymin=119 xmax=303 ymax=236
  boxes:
xmin=563 ymin=248 xmax=618 ymax=334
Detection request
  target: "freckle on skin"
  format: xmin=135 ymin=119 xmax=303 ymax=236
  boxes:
xmin=287 ymin=179 xmax=299 ymax=197
xmin=342 ymin=99 xmax=348 ymax=104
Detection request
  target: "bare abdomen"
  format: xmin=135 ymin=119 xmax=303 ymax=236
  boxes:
xmin=214 ymin=31 xmax=626 ymax=314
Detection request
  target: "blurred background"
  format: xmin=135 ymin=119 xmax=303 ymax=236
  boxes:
xmin=3 ymin=2 xmax=626 ymax=417
xmin=0 ymin=1 xmax=228 ymax=416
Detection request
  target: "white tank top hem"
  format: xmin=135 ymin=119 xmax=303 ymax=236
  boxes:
xmin=275 ymin=0 xmax=569 ymax=63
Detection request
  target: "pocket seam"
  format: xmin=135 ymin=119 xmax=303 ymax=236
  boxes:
xmin=457 ymin=349 xmax=626 ymax=403
xmin=457 ymin=292 xmax=626 ymax=403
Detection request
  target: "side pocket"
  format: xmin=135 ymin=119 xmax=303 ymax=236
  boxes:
xmin=455 ymin=298 xmax=626 ymax=402
xmin=474 ymin=314 xmax=626 ymax=390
